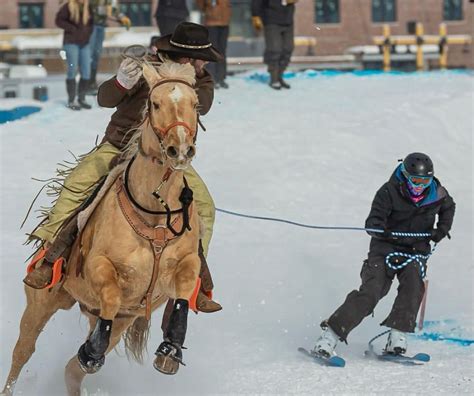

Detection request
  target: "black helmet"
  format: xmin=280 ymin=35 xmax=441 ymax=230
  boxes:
xmin=402 ymin=152 xmax=434 ymax=177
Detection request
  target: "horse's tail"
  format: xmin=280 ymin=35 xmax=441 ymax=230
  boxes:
xmin=123 ymin=316 xmax=150 ymax=364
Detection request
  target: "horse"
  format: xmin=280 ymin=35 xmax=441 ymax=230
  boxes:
xmin=2 ymin=60 xmax=203 ymax=396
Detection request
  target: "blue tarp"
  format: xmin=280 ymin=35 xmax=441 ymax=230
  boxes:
xmin=0 ymin=106 xmax=42 ymax=124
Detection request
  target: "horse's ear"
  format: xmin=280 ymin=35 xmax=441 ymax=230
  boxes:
xmin=142 ymin=63 xmax=161 ymax=88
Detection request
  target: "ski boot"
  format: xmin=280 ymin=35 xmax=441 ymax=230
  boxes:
xmin=312 ymin=324 xmax=339 ymax=358
xmin=384 ymin=328 xmax=407 ymax=355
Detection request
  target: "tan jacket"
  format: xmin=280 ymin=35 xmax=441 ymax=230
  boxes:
xmin=98 ymin=64 xmax=214 ymax=150
xmin=196 ymin=0 xmax=231 ymax=27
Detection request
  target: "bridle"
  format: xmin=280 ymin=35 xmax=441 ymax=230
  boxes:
xmin=124 ymin=77 xmax=198 ymax=235
xmin=147 ymin=79 xmax=198 ymax=141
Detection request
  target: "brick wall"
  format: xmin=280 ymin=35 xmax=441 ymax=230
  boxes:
xmin=295 ymin=0 xmax=473 ymax=68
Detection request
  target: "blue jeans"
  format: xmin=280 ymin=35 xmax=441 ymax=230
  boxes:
xmin=90 ymin=25 xmax=105 ymax=72
xmin=64 ymin=44 xmax=91 ymax=80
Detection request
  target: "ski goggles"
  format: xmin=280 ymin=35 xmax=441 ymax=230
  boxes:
xmin=407 ymin=175 xmax=432 ymax=186
xmin=401 ymin=165 xmax=433 ymax=186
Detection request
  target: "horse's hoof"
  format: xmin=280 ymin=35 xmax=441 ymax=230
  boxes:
xmin=77 ymin=344 xmax=105 ymax=374
xmin=153 ymin=341 xmax=184 ymax=375
xmin=153 ymin=354 xmax=180 ymax=375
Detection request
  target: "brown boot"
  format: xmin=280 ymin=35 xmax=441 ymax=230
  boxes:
xmin=23 ymin=259 xmax=54 ymax=289
xmin=196 ymin=291 xmax=222 ymax=313
xmin=197 ymin=240 xmax=222 ymax=313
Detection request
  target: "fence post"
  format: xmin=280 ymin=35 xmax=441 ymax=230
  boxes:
xmin=383 ymin=24 xmax=391 ymax=72
xmin=439 ymin=23 xmax=448 ymax=70
xmin=416 ymin=22 xmax=424 ymax=71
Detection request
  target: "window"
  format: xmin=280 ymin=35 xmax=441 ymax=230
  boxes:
xmin=372 ymin=0 xmax=396 ymax=22
xmin=315 ymin=0 xmax=340 ymax=24
xmin=443 ymin=0 xmax=463 ymax=21
xmin=230 ymin=0 xmax=254 ymax=38
xmin=120 ymin=1 xmax=152 ymax=26
xmin=19 ymin=3 xmax=44 ymax=28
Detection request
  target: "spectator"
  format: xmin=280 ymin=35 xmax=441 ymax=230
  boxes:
xmin=197 ymin=0 xmax=232 ymax=89
xmin=155 ymin=0 xmax=189 ymax=36
xmin=251 ymin=0 xmax=297 ymax=90
xmin=88 ymin=0 xmax=131 ymax=94
xmin=56 ymin=0 xmax=93 ymax=110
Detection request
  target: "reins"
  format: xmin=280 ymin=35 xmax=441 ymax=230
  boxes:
xmin=123 ymin=156 xmax=192 ymax=237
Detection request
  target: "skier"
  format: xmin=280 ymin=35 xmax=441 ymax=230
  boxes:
xmin=313 ymin=153 xmax=455 ymax=357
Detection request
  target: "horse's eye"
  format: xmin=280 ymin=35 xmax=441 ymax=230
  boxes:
xmin=153 ymin=102 xmax=160 ymax=110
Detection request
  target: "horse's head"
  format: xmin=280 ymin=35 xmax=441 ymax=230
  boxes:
xmin=141 ymin=61 xmax=198 ymax=170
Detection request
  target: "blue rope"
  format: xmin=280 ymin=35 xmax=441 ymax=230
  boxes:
xmin=215 ymin=207 xmax=432 ymax=238
xmin=385 ymin=244 xmax=437 ymax=279
xmin=368 ymin=329 xmax=390 ymax=351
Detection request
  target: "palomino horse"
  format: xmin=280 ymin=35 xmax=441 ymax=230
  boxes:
xmin=2 ymin=61 xmax=203 ymax=395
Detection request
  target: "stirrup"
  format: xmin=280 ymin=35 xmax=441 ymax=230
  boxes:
xmin=26 ymin=248 xmax=65 ymax=289
xmin=26 ymin=248 xmax=47 ymax=273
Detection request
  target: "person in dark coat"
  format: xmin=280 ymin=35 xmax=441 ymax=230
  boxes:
xmin=251 ymin=0 xmax=297 ymax=90
xmin=197 ymin=0 xmax=232 ymax=88
xmin=313 ymin=153 xmax=456 ymax=357
xmin=155 ymin=0 xmax=189 ymax=36
xmin=56 ymin=0 xmax=94 ymax=110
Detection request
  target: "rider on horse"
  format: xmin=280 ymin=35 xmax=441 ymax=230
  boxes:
xmin=24 ymin=22 xmax=223 ymax=314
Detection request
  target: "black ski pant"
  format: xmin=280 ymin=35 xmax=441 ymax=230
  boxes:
xmin=263 ymin=23 xmax=294 ymax=73
xmin=327 ymin=255 xmax=426 ymax=341
xmin=206 ymin=26 xmax=229 ymax=83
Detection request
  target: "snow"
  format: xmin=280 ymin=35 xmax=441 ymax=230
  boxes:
xmin=1 ymin=70 xmax=473 ymax=395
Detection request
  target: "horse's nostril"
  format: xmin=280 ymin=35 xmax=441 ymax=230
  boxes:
xmin=166 ymin=146 xmax=178 ymax=158
xmin=186 ymin=146 xmax=196 ymax=158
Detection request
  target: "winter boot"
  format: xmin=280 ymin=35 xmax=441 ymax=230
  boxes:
xmin=23 ymin=217 xmax=78 ymax=289
xmin=66 ymin=79 xmax=81 ymax=110
xmin=384 ymin=328 xmax=407 ymax=355
xmin=88 ymin=68 xmax=98 ymax=95
xmin=278 ymin=68 xmax=291 ymax=89
xmin=268 ymin=67 xmax=281 ymax=90
xmin=78 ymin=79 xmax=92 ymax=109
xmin=312 ymin=323 xmax=339 ymax=358
xmin=219 ymin=80 xmax=229 ymax=89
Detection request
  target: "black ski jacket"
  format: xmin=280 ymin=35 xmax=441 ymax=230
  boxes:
xmin=365 ymin=166 xmax=455 ymax=257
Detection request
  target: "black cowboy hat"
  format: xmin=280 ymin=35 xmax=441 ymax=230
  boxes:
xmin=154 ymin=22 xmax=223 ymax=62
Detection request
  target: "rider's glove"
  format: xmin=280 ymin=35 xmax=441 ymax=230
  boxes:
xmin=116 ymin=58 xmax=142 ymax=90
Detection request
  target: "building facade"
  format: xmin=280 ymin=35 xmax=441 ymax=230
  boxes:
xmin=1 ymin=0 xmax=472 ymax=67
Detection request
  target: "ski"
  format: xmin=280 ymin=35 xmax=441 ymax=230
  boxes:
xmin=298 ymin=347 xmax=346 ymax=367
xmin=364 ymin=349 xmax=430 ymax=366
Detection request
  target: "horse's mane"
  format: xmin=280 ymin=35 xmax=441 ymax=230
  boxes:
xmin=154 ymin=60 xmax=196 ymax=85
xmin=122 ymin=60 xmax=197 ymax=160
